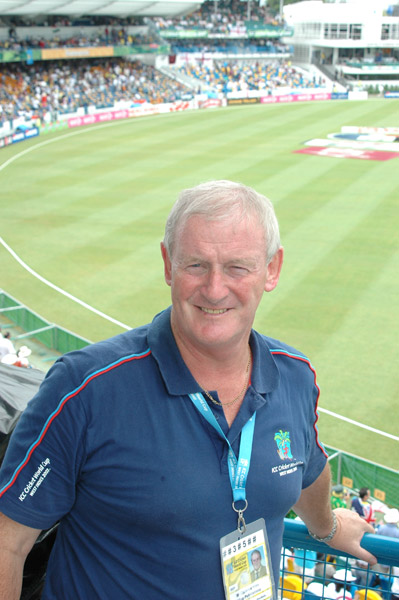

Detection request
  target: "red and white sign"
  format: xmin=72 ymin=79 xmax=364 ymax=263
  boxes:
xmin=294 ymin=146 xmax=399 ymax=161
xmin=260 ymin=92 xmax=331 ymax=104
xmin=68 ymin=101 xmax=193 ymax=128
xmin=168 ymin=101 xmax=190 ymax=112
xmin=199 ymin=99 xmax=223 ymax=109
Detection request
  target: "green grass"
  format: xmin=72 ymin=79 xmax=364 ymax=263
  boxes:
xmin=1 ymin=98 xmax=398 ymax=469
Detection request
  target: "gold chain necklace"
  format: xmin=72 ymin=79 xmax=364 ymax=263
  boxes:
xmin=200 ymin=349 xmax=252 ymax=407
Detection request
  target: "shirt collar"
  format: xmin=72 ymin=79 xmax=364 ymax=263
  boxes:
xmin=148 ymin=307 xmax=197 ymax=395
xmin=148 ymin=307 xmax=280 ymax=398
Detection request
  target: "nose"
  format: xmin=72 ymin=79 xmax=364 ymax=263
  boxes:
xmin=202 ymin=267 xmax=229 ymax=303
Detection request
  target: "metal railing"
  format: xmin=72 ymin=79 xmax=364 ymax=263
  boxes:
xmin=281 ymin=519 xmax=399 ymax=599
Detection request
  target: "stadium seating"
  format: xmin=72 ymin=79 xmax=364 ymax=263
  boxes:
xmin=280 ymin=574 xmax=306 ymax=599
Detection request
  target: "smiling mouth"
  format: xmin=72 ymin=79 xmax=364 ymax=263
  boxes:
xmin=200 ymin=307 xmax=228 ymax=314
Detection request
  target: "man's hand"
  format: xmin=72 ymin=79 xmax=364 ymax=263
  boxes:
xmin=294 ymin=465 xmax=377 ymax=566
xmin=327 ymin=508 xmax=377 ymax=565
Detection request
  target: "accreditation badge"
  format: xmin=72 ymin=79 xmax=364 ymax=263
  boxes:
xmin=220 ymin=519 xmax=275 ymax=600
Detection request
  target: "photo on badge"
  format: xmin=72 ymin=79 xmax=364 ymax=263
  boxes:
xmin=220 ymin=518 xmax=274 ymax=600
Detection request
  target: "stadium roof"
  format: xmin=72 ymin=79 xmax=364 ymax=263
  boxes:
xmin=0 ymin=0 xmax=203 ymax=18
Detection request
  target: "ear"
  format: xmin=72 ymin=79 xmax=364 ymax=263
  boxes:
xmin=264 ymin=247 xmax=284 ymax=292
xmin=160 ymin=242 xmax=172 ymax=287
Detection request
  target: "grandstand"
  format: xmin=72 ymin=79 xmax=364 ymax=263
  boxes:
xmin=1 ymin=0 xmax=331 ymax=136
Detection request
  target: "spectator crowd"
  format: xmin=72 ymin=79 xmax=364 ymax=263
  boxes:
xmin=154 ymin=0 xmax=286 ymax=35
xmin=1 ymin=25 xmax=158 ymax=52
xmin=0 ymin=0 xmax=319 ymax=124
xmin=0 ymin=0 xmax=289 ymax=55
xmin=0 ymin=57 xmax=324 ymax=123
xmin=0 ymin=59 xmax=191 ymax=122
xmin=179 ymin=60 xmax=322 ymax=94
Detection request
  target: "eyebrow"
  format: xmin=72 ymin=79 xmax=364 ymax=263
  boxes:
xmin=176 ymin=256 xmax=261 ymax=268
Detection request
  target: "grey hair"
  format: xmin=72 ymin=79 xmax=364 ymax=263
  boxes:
xmin=163 ymin=180 xmax=280 ymax=263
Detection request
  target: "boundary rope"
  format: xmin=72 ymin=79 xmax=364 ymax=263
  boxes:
xmin=318 ymin=407 xmax=398 ymax=441
xmin=0 ymin=236 xmax=131 ymax=331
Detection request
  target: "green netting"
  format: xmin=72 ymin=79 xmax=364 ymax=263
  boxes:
xmin=2 ymin=306 xmax=48 ymax=333
xmin=0 ymin=291 xmax=90 ymax=355
xmin=326 ymin=445 xmax=398 ymax=508
xmin=0 ymin=294 xmax=19 ymax=309
xmin=34 ymin=327 xmax=56 ymax=348
xmin=53 ymin=327 xmax=89 ymax=354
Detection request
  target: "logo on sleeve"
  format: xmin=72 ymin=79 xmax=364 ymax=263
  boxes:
xmin=18 ymin=458 xmax=52 ymax=502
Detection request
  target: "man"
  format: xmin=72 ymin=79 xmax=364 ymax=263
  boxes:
xmin=250 ymin=549 xmax=267 ymax=582
xmin=331 ymin=484 xmax=350 ymax=510
xmin=376 ymin=508 xmax=399 ymax=539
xmin=0 ymin=331 xmax=16 ymax=360
xmin=0 ymin=181 xmax=376 ymax=599
xmin=327 ymin=569 xmax=357 ymax=600
xmin=351 ymin=487 xmax=375 ymax=525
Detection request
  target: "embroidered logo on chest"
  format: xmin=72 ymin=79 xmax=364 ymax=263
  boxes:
xmin=271 ymin=430 xmax=303 ymax=476
xmin=273 ymin=430 xmax=293 ymax=460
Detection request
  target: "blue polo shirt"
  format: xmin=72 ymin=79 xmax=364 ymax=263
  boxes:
xmin=0 ymin=307 xmax=327 ymax=599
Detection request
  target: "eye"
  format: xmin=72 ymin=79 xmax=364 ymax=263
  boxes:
xmin=185 ymin=263 xmax=207 ymax=274
xmin=229 ymin=265 xmax=249 ymax=275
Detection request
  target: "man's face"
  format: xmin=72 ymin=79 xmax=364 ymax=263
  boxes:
xmin=161 ymin=213 xmax=283 ymax=356
xmin=251 ymin=552 xmax=262 ymax=569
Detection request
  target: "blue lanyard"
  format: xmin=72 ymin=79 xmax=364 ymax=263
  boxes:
xmin=188 ymin=392 xmax=256 ymax=506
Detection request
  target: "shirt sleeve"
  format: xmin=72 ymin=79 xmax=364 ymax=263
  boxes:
xmin=301 ymin=362 xmax=328 ymax=490
xmin=0 ymin=358 xmax=88 ymax=530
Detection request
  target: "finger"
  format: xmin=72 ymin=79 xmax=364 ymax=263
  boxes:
xmin=363 ymin=522 xmax=375 ymax=534
xmin=355 ymin=547 xmax=377 ymax=566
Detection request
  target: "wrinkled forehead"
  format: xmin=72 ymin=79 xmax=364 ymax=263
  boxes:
xmin=177 ymin=208 xmax=264 ymax=242
xmin=169 ymin=213 xmax=267 ymax=266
